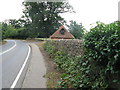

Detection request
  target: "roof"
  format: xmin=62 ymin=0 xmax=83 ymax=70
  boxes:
xmin=50 ymin=26 xmax=75 ymax=39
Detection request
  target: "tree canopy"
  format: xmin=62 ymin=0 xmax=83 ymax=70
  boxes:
xmin=22 ymin=1 xmax=74 ymax=38
xmin=68 ymin=20 xmax=85 ymax=39
xmin=1 ymin=1 xmax=74 ymax=39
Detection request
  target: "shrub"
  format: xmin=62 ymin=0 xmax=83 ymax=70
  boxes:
xmin=84 ymin=21 xmax=120 ymax=88
xmin=43 ymin=21 xmax=120 ymax=89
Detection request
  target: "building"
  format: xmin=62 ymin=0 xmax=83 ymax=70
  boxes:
xmin=50 ymin=26 xmax=75 ymax=39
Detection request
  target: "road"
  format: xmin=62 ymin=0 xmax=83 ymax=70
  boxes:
xmin=0 ymin=40 xmax=31 ymax=88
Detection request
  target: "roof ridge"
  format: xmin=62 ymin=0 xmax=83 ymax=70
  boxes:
xmin=50 ymin=25 xmax=75 ymax=39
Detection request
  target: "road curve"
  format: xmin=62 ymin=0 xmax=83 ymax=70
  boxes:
xmin=1 ymin=40 xmax=30 ymax=88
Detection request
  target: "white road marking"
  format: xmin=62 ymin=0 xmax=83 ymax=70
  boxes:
xmin=0 ymin=41 xmax=16 ymax=55
xmin=10 ymin=45 xmax=31 ymax=88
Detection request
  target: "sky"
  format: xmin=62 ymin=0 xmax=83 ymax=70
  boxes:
xmin=0 ymin=0 xmax=119 ymax=30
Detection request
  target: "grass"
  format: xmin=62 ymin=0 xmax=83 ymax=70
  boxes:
xmin=35 ymin=38 xmax=51 ymax=41
xmin=44 ymin=72 xmax=61 ymax=88
xmin=0 ymin=40 xmax=7 ymax=45
xmin=36 ymin=41 xmax=62 ymax=88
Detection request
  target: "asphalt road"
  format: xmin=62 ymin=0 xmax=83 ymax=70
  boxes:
xmin=0 ymin=40 xmax=30 ymax=88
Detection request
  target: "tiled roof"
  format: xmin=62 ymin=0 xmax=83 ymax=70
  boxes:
xmin=50 ymin=26 xmax=75 ymax=39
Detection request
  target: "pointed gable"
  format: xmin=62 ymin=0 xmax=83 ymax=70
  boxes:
xmin=50 ymin=26 xmax=75 ymax=39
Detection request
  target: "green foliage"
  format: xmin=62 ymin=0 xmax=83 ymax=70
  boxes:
xmin=44 ymin=21 xmax=120 ymax=89
xmin=43 ymin=41 xmax=57 ymax=58
xmin=8 ymin=19 xmax=22 ymax=28
xmin=2 ymin=22 xmax=29 ymax=39
xmin=44 ymin=40 xmax=108 ymax=89
xmin=84 ymin=21 xmax=120 ymax=72
xmin=15 ymin=28 xmax=29 ymax=39
xmin=68 ymin=20 xmax=85 ymax=39
xmin=44 ymin=41 xmax=82 ymax=88
xmin=3 ymin=25 xmax=17 ymax=38
xmin=84 ymin=21 xmax=120 ymax=88
xmin=1 ymin=2 xmax=74 ymax=39
xmin=0 ymin=23 xmax=3 ymax=40
xmin=1 ymin=22 xmax=7 ymax=39
xmin=23 ymin=2 xmax=74 ymax=38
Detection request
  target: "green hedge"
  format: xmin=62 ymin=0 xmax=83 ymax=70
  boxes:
xmin=43 ymin=21 xmax=120 ymax=89
xmin=83 ymin=21 xmax=120 ymax=88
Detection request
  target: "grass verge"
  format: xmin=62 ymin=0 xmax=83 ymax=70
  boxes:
xmin=36 ymin=41 xmax=61 ymax=88
xmin=0 ymin=40 xmax=7 ymax=45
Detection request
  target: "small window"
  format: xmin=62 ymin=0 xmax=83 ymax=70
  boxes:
xmin=60 ymin=28 xmax=66 ymax=35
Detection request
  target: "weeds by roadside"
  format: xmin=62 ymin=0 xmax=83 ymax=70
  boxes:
xmin=0 ymin=40 xmax=6 ymax=45
xmin=36 ymin=41 xmax=62 ymax=88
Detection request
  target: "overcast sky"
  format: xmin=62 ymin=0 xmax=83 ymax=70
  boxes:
xmin=0 ymin=0 xmax=119 ymax=30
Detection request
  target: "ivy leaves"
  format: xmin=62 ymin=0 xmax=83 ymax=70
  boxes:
xmin=84 ymin=21 xmax=120 ymax=88
xmin=44 ymin=21 xmax=120 ymax=89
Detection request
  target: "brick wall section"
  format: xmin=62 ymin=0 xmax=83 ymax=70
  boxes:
xmin=46 ymin=39 xmax=84 ymax=56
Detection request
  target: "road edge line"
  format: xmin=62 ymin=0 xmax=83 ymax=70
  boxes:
xmin=0 ymin=40 xmax=16 ymax=55
xmin=10 ymin=45 xmax=31 ymax=88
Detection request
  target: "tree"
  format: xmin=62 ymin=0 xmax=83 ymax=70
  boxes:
xmin=22 ymin=1 xmax=74 ymax=38
xmin=1 ymin=19 xmax=30 ymax=39
xmin=1 ymin=22 xmax=8 ymax=39
xmin=68 ymin=20 xmax=85 ymax=39
xmin=3 ymin=25 xmax=17 ymax=38
xmin=0 ymin=22 xmax=2 ymax=40
xmin=8 ymin=19 xmax=20 ymax=28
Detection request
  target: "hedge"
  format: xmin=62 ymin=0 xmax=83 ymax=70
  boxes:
xmin=43 ymin=21 xmax=120 ymax=89
xmin=83 ymin=21 xmax=120 ymax=89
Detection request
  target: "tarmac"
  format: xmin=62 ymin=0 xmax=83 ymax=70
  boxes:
xmin=22 ymin=43 xmax=47 ymax=88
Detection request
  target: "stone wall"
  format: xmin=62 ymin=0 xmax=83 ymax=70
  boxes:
xmin=47 ymin=39 xmax=84 ymax=56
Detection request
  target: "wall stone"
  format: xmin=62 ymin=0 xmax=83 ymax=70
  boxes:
xmin=46 ymin=39 xmax=84 ymax=56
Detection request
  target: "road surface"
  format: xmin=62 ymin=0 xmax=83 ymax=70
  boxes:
xmin=0 ymin=40 xmax=30 ymax=88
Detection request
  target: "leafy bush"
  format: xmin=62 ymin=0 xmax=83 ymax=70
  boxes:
xmin=44 ymin=41 xmax=57 ymax=58
xmin=43 ymin=21 xmax=120 ymax=89
xmin=84 ymin=21 xmax=120 ymax=88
